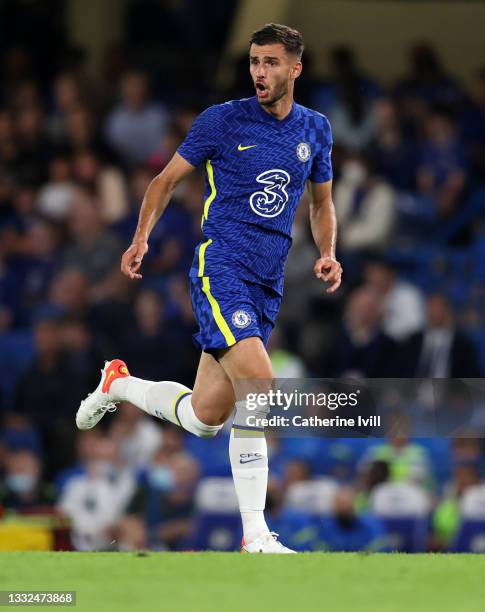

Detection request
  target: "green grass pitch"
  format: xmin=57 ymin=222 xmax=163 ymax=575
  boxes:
xmin=1 ymin=552 xmax=485 ymax=612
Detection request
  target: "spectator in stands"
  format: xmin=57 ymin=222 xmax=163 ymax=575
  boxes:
xmin=355 ymin=459 xmax=390 ymax=512
xmin=312 ymin=45 xmax=380 ymax=119
xmin=14 ymin=316 xmax=90 ymax=477
xmin=147 ymin=121 xmax=186 ymax=172
xmin=62 ymin=187 xmax=122 ymax=302
xmin=60 ymin=316 xmax=105 ymax=391
xmin=0 ymin=412 xmax=42 ymax=456
xmin=316 ymin=286 xmax=397 ymax=378
xmin=54 ymin=429 xmax=102 ymax=492
xmin=2 ymin=184 xmax=38 ymax=241
xmin=109 ymin=401 xmax=162 ymax=470
xmin=126 ymin=425 xmax=200 ymax=550
xmin=70 ymin=150 xmax=128 ymax=224
xmin=265 ymin=479 xmax=316 ymax=551
xmin=368 ymin=97 xmax=417 ymax=191
xmin=281 ymin=459 xmax=312 ymax=490
xmin=12 ymin=218 xmax=60 ymax=323
xmin=417 ymin=109 xmax=466 ymax=218
xmin=268 ymin=325 xmax=306 ymax=378
xmin=450 ymin=437 xmax=485 ymax=473
xmin=431 ymin=461 xmax=480 ymax=550
xmin=328 ymin=78 xmax=377 ymax=152
xmin=0 ymin=110 xmax=16 ymax=172
xmin=363 ymin=259 xmax=425 ymax=342
xmin=43 ymin=267 xmax=90 ymax=321
xmin=460 ymin=67 xmax=485 ymax=182
xmin=395 ymin=43 xmax=463 ymax=109
xmin=360 ymin=412 xmax=432 ymax=488
xmin=316 ymin=486 xmax=387 ymax=552
xmin=0 ymin=449 xmax=54 ymax=510
xmin=47 ymin=73 xmax=83 ymax=145
xmin=335 ymin=154 xmax=396 ymax=279
xmin=58 ymin=435 xmax=135 ymax=551
xmin=401 ymin=293 xmax=481 ymax=377
xmin=120 ymin=289 xmax=196 ymax=384
xmin=11 ymin=104 xmax=50 ymax=186
xmin=36 ymin=155 xmax=75 ymax=221
xmin=63 ymin=105 xmax=118 ymax=164
xmin=105 ymin=70 xmax=168 ymax=167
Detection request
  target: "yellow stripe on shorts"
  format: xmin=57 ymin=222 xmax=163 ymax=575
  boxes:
xmin=201 ymin=276 xmax=236 ymax=347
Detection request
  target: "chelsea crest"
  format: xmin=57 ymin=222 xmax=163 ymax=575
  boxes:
xmin=232 ymin=310 xmax=251 ymax=329
xmin=296 ymin=142 xmax=311 ymax=162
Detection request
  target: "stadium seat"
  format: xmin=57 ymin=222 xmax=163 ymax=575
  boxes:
xmin=184 ymin=513 xmax=242 ymax=552
xmin=184 ymin=478 xmax=241 ymax=551
xmin=415 ymin=438 xmax=452 ymax=489
xmin=370 ymin=482 xmax=431 ymax=552
xmin=195 ymin=478 xmax=239 ymax=513
xmin=450 ymin=484 xmax=485 ymax=552
xmin=284 ymin=478 xmax=338 ymax=515
xmin=0 ymin=331 xmax=34 ymax=403
xmin=184 ymin=431 xmax=232 ymax=477
xmin=450 ymin=521 xmax=485 ymax=553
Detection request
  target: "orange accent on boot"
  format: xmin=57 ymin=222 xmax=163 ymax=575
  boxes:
xmin=102 ymin=359 xmax=130 ymax=394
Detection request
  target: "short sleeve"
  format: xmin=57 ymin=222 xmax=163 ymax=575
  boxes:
xmin=177 ymin=105 xmax=222 ymax=168
xmin=309 ymin=115 xmax=333 ymax=183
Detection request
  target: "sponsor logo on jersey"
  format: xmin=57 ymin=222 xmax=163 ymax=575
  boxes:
xmin=239 ymin=453 xmax=264 ymax=464
xmin=238 ymin=144 xmax=257 ymax=151
xmin=232 ymin=310 xmax=252 ymax=328
xmin=249 ymin=168 xmax=291 ymax=218
xmin=296 ymin=142 xmax=311 ymax=162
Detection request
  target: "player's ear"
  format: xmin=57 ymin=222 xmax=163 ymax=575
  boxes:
xmin=292 ymin=61 xmax=302 ymax=80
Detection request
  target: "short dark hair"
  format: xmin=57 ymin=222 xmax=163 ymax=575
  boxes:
xmin=249 ymin=23 xmax=304 ymax=59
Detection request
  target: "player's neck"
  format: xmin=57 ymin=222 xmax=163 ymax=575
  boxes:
xmin=260 ymin=94 xmax=294 ymax=121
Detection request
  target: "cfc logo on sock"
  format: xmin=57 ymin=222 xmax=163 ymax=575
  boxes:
xmin=239 ymin=453 xmax=264 ymax=464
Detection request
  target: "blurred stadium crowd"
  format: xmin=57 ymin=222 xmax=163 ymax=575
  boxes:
xmin=1 ymin=32 xmax=485 ymax=552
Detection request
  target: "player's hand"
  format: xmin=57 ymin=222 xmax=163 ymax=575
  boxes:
xmin=314 ymin=256 xmax=342 ymax=293
xmin=121 ymin=241 xmax=148 ymax=280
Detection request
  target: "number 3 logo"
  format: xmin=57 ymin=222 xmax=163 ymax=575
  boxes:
xmin=249 ymin=169 xmax=291 ymax=218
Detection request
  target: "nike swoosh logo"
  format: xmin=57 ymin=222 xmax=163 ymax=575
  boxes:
xmin=102 ymin=369 xmax=115 ymax=393
xmin=237 ymin=144 xmax=257 ymax=151
xmin=239 ymin=457 xmax=264 ymax=464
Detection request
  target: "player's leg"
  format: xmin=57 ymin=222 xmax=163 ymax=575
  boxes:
xmin=76 ymin=273 xmax=239 ymax=433
xmin=76 ymin=352 xmax=235 ymax=436
xmin=217 ymin=336 xmax=294 ymax=552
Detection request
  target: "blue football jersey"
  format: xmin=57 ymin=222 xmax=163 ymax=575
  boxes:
xmin=177 ymin=96 xmax=333 ymax=295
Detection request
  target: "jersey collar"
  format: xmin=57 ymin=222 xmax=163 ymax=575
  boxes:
xmin=251 ymin=96 xmax=299 ymax=125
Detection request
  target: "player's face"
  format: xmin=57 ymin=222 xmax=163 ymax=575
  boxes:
xmin=249 ymin=43 xmax=301 ymax=106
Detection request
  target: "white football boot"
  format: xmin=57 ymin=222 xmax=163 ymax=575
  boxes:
xmin=75 ymin=359 xmax=130 ymax=430
xmin=241 ymin=532 xmax=296 ymax=554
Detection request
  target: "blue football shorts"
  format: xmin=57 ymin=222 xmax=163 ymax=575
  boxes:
xmin=189 ymin=270 xmax=282 ymax=353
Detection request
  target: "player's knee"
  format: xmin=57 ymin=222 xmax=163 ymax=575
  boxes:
xmin=194 ymin=425 xmax=220 ymax=439
xmin=192 ymin=399 xmax=230 ymax=433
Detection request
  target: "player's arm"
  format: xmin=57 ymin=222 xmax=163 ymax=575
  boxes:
xmin=121 ymin=153 xmax=195 ymax=280
xmin=309 ymin=179 xmax=342 ymax=293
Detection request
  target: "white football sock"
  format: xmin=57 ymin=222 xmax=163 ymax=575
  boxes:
xmin=110 ymin=377 xmax=222 ymax=438
xmin=229 ymin=400 xmax=270 ymax=543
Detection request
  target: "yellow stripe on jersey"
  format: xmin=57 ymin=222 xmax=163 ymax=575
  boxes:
xmin=198 ymin=238 xmax=212 ymax=276
xmin=201 ymin=160 xmax=216 ymax=228
xmin=201 ymin=276 xmax=236 ymax=346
